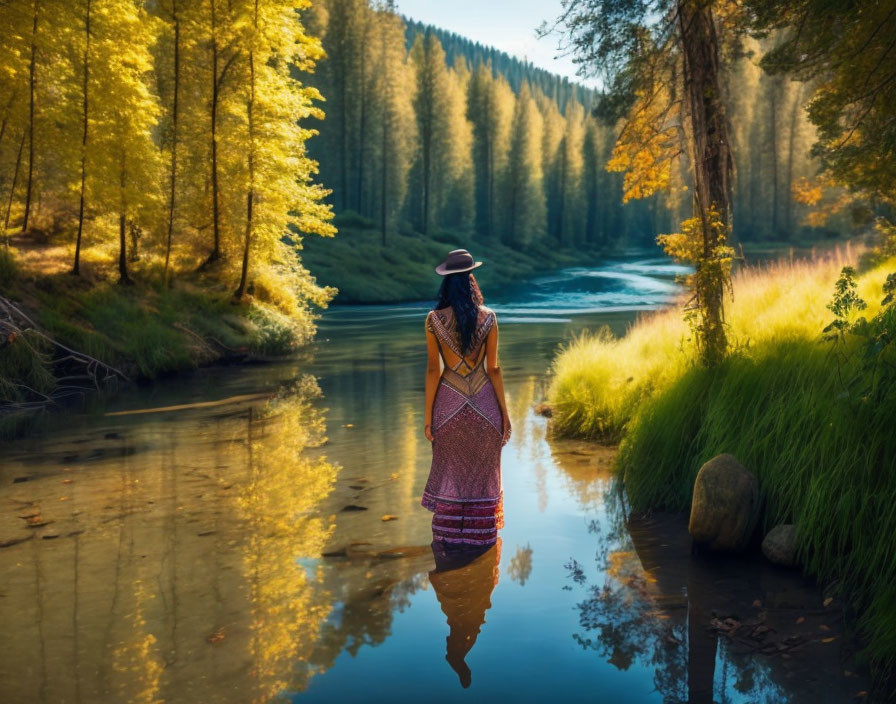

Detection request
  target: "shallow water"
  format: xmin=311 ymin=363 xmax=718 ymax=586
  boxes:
xmin=0 ymin=258 xmax=868 ymax=703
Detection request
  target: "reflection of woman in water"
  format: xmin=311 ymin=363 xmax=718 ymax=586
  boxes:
xmin=421 ymin=249 xmax=511 ymax=546
xmin=429 ymin=538 xmax=502 ymax=688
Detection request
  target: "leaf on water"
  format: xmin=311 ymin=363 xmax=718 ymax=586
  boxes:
xmin=206 ymin=628 xmax=225 ymax=644
xmin=62 ymin=479 xmax=73 ymax=484
xmin=823 ymin=596 xmax=834 ymax=607
xmin=821 ymin=637 xmax=837 ymax=643
xmin=819 ymin=624 xmax=831 ymax=631
xmin=390 ymin=473 xmax=399 ymax=480
xmin=381 ymin=515 xmax=398 ymax=522
xmin=344 ymin=424 xmax=354 ymax=428
xmin=796 ymin=616 xmax=805 ymax=624
xmin=853 ymin=692 xmax=868 ymax=698
xmin=752 ymin=600 xmax=762 ymax=608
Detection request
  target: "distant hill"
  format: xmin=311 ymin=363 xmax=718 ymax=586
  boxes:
xmin=403 ymin=18 xmax=597 ymax=114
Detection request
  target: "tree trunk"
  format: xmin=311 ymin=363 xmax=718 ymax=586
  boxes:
xmin=340 ymin=50 xmax=348 ymax=211
xmin=118 ymin=150 xmax=131 ymax=284
xmin=207 ymin=0 xmax=221 ymax=264
xmin=381 ymin=110 xmax=388 ymax=245
xmin=769 ymin=76 xmax=779 ymax=238
xmin=356 ymin=19 xmax=368 ymax=216
xmin=3 ymin=131 xmax=26 ymax=242
xmin=557 ymin=140 xmax=567 ymax=244
xmin=677 ymin=0 xmax=734 ymax=364
xmin=784 ymin=84 xmax=803 ymax=239
xmin=22 ymin=2 xmax=39 ymax=234
xmin=486 ymin=131 xmax=493 ymax=238
xmin=422 ymin=118 xmax=431 ymax=235
xmin=164 ymin=0 xmax=180 ymax=286
xmin=235 ymin=11 xmax=256 ymax=301
xmin=73 ymin=0 xmax=91 ymax=275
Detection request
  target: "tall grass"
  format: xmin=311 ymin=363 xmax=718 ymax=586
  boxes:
xmin=548 ymin=249 xmax=896 ymax=681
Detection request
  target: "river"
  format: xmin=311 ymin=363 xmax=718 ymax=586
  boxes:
xmin=0 ymin=256 xmax=868 ymax=703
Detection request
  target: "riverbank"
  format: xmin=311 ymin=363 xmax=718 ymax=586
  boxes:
xmin=301 ymin=213 xmax=613 ymax=303
xmin=547 ymin=247 xmax=896 ymax=692
xmin=0 ymin=244 xmax=328 ymax=435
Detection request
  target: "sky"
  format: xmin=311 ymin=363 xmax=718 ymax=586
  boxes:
xmin=395 ymin=0 xmax=600 ymax=88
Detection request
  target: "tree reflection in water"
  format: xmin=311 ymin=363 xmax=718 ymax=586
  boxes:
xmin=236 ymin=376 xmax=339 ymax=702
xmin=0 ymin=374 xmax=340 ymax=703
xmin=565 ymin=484 xmax=796 ymax=704
xmin=428 ymin=539 xmax=502 ymax=689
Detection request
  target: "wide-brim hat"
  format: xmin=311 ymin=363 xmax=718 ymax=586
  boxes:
xmin=435 ymin=248 xmax=483 ymax=275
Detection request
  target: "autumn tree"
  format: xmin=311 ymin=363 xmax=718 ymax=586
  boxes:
xmin=552 ymin=0 xmax=737 ymax=364
xmin=88 ymin=0 xmax=162 ymax=284
xmin=233 ymin=0 xmax=335 ymax=300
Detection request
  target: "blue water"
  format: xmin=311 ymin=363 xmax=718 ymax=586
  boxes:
xmin=0 ymin=256 xmax=866 ymax=703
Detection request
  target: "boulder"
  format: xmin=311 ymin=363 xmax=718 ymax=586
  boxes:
xmin=762 ymin=524 xmax=799 ymax=567
xmin=688 ymin=454 xmax=760 ymax=552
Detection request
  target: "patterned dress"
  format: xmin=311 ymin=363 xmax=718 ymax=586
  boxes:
xmin=422 ymin=305 xmax=505 ymax=546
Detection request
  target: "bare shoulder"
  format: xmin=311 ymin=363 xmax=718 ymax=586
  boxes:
xmin=479 ymin=305 xmax=497 ymax=327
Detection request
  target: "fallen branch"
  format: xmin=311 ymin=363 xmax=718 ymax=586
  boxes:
xmin=0 ymin=296 xmax=129 ymax=382
xmin=104 ymin=392 xmax=273 ymax=417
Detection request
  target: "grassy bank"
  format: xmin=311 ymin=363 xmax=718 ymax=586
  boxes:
xmin=548 ymin=248 xmax=896 ymax=682
xmin=301 ymin=212 xmax=609 ymax=303
xmin=0 ymin=245 xmax=325 ymax=428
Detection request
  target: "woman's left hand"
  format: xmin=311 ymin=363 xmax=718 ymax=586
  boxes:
xmin=501 ymin=416 xmax=512 ymax=446
xmin=425 ymin=424 xmax=434 ymax=442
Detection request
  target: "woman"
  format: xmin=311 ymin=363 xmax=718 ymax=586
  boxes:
xmin=421 ymin=248 xmax=511 ymax=547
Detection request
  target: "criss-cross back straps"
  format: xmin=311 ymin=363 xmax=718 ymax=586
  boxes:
xmin=426 ymin=307 xmax=496 ymax=376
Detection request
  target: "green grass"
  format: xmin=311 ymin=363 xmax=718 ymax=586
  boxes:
xmin=548 ymin=251 xmax=896 ymax=683
xmin=301 ymin=214 xmax=607 ymax=303
xmin=1 ymin=266 xmax=319 ymax=407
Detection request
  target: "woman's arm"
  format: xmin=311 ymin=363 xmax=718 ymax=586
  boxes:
xmin=485 ymin=316 xmax=511 ymax=444
xmin=424 ymin=312 xmax=441 ymax=442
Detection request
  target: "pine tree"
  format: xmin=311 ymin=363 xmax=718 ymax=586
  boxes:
xmin=370 ymin=2 xmax=416 ymax=244
xmin=505 ymin=83 xmax=546 ymax=247
xmin=439 ymin=58 xmax=474 ymax=232
xmin=468 ymin=64 xmax=513 ymax=239
xmin=409 ymin=32 xmax=457 ymax=235
xmin=557 ymin=100 xmax=585 ymax=245
xmin=536 ymin=90 xmax=565 ymax=242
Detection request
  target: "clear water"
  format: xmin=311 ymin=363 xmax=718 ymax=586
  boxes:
xmin=0 ymin=258 xmax=867 ymax=703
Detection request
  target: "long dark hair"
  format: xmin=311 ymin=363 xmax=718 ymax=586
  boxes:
xmin=435 ymin=272 xmax=484 ymax=355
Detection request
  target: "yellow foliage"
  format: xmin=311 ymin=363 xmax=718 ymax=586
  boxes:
xmin=657 ymin=205 xmax=735 ymax=363
xmin=606 ymin=88 xmax=679 ymax=202
xmin=792 ymin=177 xmax=824 ymax=206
